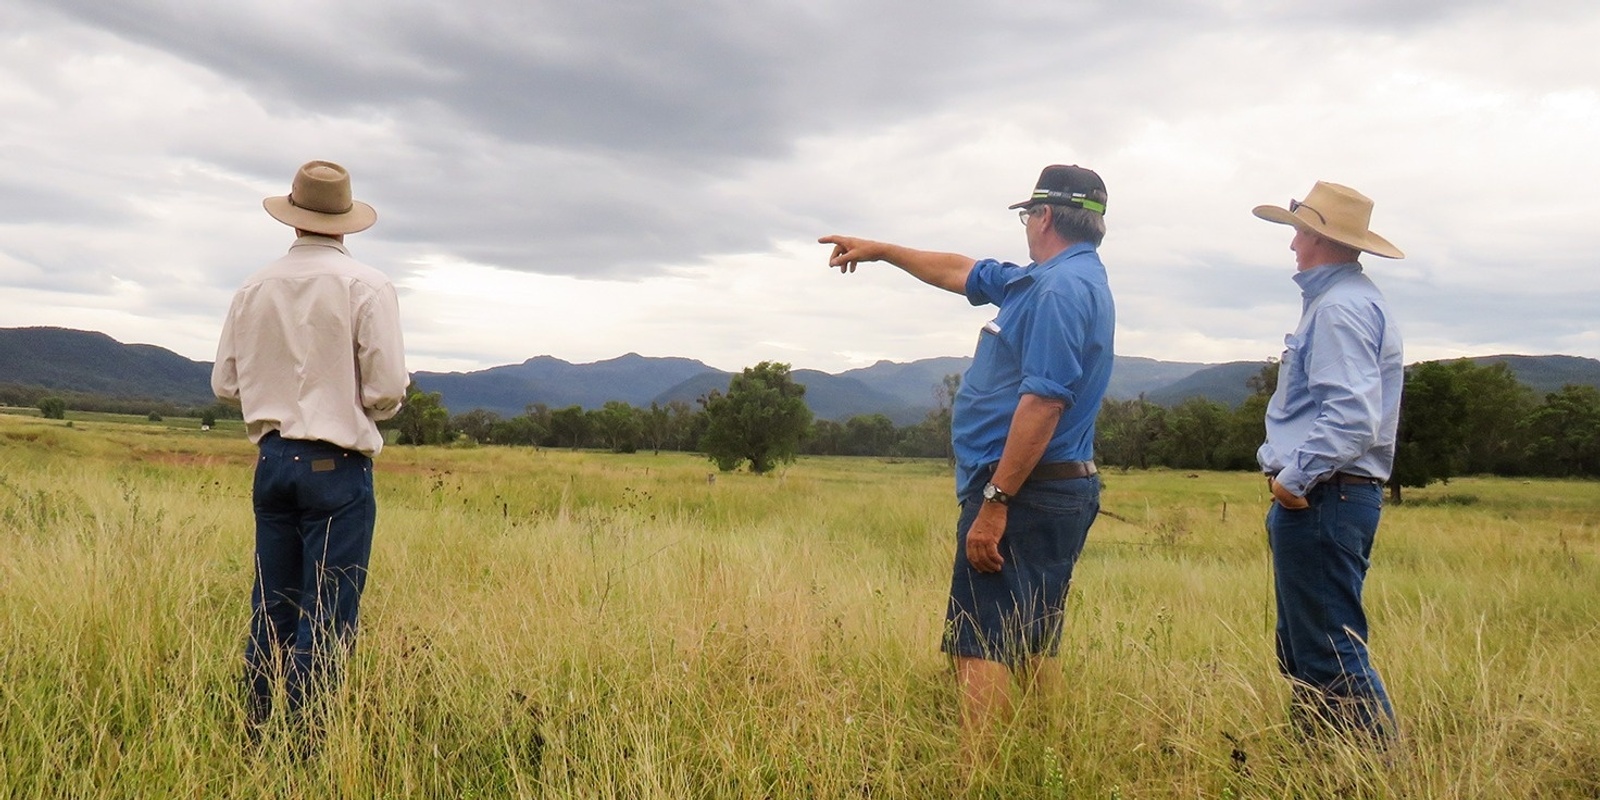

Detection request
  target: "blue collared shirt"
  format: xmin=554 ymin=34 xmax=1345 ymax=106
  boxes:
xmin=951 ymin=242 xmax=1116 ymax=498
xmin=1258 ymin=262 xmax=1403 ymax=496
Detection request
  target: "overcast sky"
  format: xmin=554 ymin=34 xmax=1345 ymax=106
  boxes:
xmin=2 ymin=0 xmax=1596 ymax=375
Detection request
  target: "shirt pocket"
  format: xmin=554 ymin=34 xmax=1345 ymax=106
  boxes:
xmin=962 ymin=319 xmax=1016 ymax=395
xmin=1277 ymin=332 xmax=1306 ymax=392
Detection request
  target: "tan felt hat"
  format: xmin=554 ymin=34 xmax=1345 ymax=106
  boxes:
xmin=1253 ymin=181 xmax=1402 ymax=259
xmin=263 ymin=160 xmax=376 ymax=235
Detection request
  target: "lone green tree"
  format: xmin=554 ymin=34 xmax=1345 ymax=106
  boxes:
xmin=385 ymin=382 xmax=452 ymax=445
xmin=37 ymin=397 xmax=66 ymax=420
xmin=699 ymin=361 xmax=813 ymax=473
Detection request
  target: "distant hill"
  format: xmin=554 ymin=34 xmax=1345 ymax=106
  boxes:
xmin=6 ymin=327 xmax=1598 ymax=421
xmin=648 ymin=355 xmax=1213 ymax=424
xmin=412 ymin=353 xmax=716 ymax=418
xmin=1465 ymin=354 xmax=1600 ymax=396
xmin=0 ymin=326 xmax=213 ymax=404
xmin=1145 ymin=361 xmax=1272 ymax=408
xmin=651 ymin=368 xmax=922 ymax=424
xmin=1141 ymin=355 xmax=1600 ymax=408
xmin=1107 ymin=356 xmax=1211 ymax=401
xmin=837 ymin=357 xmax=973 ymax=408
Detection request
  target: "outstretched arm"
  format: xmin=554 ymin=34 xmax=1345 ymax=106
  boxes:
xmin=818 ymin=235 xmax=976 ymax=295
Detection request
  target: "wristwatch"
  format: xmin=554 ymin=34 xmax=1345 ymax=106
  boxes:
xmin=982 ymin=482 xmax=1012 ymax=505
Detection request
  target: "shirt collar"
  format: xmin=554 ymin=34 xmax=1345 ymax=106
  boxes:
xmin=1009 ymin=241 xmax=1098 ymax=286
xmin=1292 ymin=260 xmax=1362 ymax=300
xmin=1034 ymin=241 xmax=1097 ymax=270
xmin=290 ymin=234 xmax=350 ymax=256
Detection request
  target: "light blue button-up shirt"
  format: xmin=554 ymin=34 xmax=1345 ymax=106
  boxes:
xmin=1258 ymin=261 xmax=1403 ymax=496
xmin=951 ymin=242 xmax=1116 ymax=498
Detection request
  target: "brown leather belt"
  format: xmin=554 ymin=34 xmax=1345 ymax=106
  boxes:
xmin=1327 ymin=472 xmax=1381 ymax=486
xmin=986 ymin=460 xmax=1098 ymax=483
xmin=1267 ymin=470 xmax=1382 ymax=488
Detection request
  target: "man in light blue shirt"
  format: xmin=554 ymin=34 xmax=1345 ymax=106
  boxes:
xmin=1253 ymin=181 xmax=1404 ymax=743
xmin=819 ymin=165 xmax=1114 ymax=766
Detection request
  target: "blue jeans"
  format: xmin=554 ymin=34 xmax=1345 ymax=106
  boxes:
xmin=1266 ymin=481 xmax=1396 ymax=740
xmin=943 ymin=476 xmax=1099 ymax=669
xmin=246 ymin=432 xmax=376 ymax=724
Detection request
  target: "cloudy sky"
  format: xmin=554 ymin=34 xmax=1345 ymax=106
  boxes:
xmin=2 ymin=0 xmax=1596 ymax=375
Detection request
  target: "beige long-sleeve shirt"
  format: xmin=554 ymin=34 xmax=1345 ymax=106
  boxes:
xmin=212 ymin=235 xmax=409 ymax=455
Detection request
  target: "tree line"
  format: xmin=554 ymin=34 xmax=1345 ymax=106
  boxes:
xmin=388 ymin=358 xmax=1600 ymax=489
xmin=1091 ymin=358 xmax=1600 ymax=495
xmin=1095 ymin=359 xmax=1600 ymax=493
xmin=2 ymin=383 xmax=241 ymax=422
xmin=384 ymin=361 xmax=960 ymax=468
xmin=16 ymin=358 xmax=1598 ymax=487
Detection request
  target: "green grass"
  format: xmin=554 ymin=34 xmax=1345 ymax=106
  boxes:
xmin=2 ymin=413 xmax=1598 ymax=797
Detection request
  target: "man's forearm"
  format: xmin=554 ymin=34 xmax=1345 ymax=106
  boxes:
xmin=988 ymin=394 xmax=1067 ymax=493
xmin=877 ymin=245 xmax=976 ymax=295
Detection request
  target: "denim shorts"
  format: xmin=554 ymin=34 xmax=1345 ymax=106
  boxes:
xmin=942 ymin=475 xmax=1099 ymax=668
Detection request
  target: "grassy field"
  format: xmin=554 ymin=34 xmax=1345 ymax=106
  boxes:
xmin=1 ymin=412 xmax=1597 ymax=798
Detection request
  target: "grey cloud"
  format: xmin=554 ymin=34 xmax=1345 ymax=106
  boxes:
xmin=0 ymin=242 xmax=120 ymax=295
xmin=0 ymin=180 xmax=130 ymax=226
xmin=22 ymin=0 xmax=1536 ymax=176
xmin=28 ymin=1 xmax=1244 ymax=161
xmin=1390 ymin=284 xmax=1597 ymax=355
xmin=18 ymin=0 xmax=1352 ymax=281
xmin=10 ymin=0 xmax=1597 ymax=367
xmin=34 ymin=1 xmax=827 ymax=160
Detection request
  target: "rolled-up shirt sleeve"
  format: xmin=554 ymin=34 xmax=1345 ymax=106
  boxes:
xmin=1014 ymin=287 xmax=1082 ymax=408
xmin=965 ymin=258 xmax=1022 ymax=308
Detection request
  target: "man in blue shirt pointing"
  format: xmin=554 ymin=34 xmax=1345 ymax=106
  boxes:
xmin=820 ymin=165 xmax=1115 ymax=764
xmin=1253 ymin=181 xmax=1404 ymax=744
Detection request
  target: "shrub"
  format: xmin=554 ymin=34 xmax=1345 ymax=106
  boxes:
xmin=37 ymin=397 xmax=66 ymax=420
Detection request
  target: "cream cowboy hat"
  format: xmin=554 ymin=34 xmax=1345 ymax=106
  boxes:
xmin=1253 ymin=181 xmax=1403 ymax=259
xmin=263 ymin=160 xmax=377 ymax=235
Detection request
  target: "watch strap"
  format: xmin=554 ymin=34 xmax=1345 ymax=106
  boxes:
xmin=983 ymin=482 xmax=1012 ymax=505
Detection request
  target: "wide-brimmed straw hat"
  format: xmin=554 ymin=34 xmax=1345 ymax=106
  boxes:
xmin=1252 ymin=181 xmax=1402 ymax=259
xmin=263 ymin=160 xmax=376 ymax=235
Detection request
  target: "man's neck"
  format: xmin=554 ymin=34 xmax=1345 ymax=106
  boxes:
xmin=1031 ymin=236 xmax=1081 ymax=264
xmin=1298 ymin=256 xmax=1357 ymax=272
xmin=295 ymin=229 xmax=345 ymax=243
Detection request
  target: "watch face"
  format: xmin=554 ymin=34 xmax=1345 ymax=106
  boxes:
xmin=984 ymin=483 xmax=997 ymax=499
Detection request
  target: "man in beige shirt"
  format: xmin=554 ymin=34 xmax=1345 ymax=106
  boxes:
xmin=212 ymin=160 xmax=408 ymax=736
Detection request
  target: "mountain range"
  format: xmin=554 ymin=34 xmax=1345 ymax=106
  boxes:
xmin=4 ymin=326 xmax=1599 ymax=423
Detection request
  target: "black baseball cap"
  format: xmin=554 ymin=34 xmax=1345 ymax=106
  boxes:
xmin=1008 ymin=164 xmax=1107 ymax=214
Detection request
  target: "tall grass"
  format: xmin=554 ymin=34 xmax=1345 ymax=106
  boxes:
xmin=1 ymin=413 xmax=1596 ymax=797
